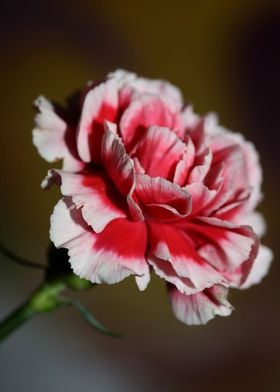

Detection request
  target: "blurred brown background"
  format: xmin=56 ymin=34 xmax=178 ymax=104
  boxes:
xmin=0 ymin=0 xmax=279 ymax=391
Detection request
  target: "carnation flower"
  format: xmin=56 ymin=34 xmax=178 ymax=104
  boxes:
xmin=33 ymin=69 xmax=272 ymax=325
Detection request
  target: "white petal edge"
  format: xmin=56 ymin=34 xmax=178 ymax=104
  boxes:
xmin=50 ymin=198 xmax=148 ymax=285
xmin=169 ymin=284 xmax=233 ymax=326
xmin=241 ymin=245 xmax=273 ymax=289
xmin=33 ymin=95 xmax=82 ymax=172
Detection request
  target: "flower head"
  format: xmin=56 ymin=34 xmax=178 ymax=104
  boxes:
xmin=33 ymin=69 xmax=272 ymax=325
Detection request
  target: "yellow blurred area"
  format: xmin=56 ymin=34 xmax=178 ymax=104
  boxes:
xmin=0 ymin=1 xmax=279 ymax=391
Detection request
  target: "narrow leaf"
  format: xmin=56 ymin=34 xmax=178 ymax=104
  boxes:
xmin=63 ymin=299 xmax=123 ymax=338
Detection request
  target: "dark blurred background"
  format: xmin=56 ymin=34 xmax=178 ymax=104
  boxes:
xmin=0 ymin=0 xmax=279 ymax=391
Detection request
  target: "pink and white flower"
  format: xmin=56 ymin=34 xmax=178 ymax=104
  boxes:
xmin=33 ymin=69 xmax=272 ymax=325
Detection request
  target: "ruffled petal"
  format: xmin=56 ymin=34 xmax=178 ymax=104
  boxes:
xmin=120 ymin=94 xmax=183 ymax=151
xmin=33 ymin=96 xmax=82 ymax=171
xmin=186 ymin=119 xmax=208 ymax=154
xmin=235 ymin=211 xmax=266 ymax=238
xmin=168 ymin=284 xmax=233 ymax=325
xmin=149 ymin=255 xmax=199 ymax=295
xmin=135 ymin=271 xmax=151 ymax=291
xmin=185 ymin=182 xmax=217 ymax=216
xmin=45 ymin=169 xmax=126 ymax=233
xmin=135 ymin=175 xmax=191 ymax=220
xmin=191 ymin=217 xmax=258 ymax=286
xmin=130 ymin=76 xmax=183 ymax=110
xmin=173 ymin=136 xmax=195 ymax=186
xmin=50 ymin=198 xmax=148 ymax=284
xmin=205 ymin=114 xmax=263 ymax=211
xmin=188 ymin=148 xmax=212 ymax=184
xmin=134 ymin=125 xmax=187 ymax=180
xmin=102 ymin=129 xmax=143 ymax=221
xmin=77 ymin=79 xmax=119 ymax=162
xmin=211 ymin=190 xmax=249 ymax=222
xmin=102 ymin=130 xmax=134 ymax=196
xmin=241 ymin=245 xmax=273 ymax=289
xmin=148 ymin=221 xmax=225 ymax=294
xmin=108 ymin=69 xmax=183 ymax=110
xmin=182 ymin=105 xmax=200 ymax=129
xmin=242 ymin=141 xmax=262 ymax=210
xmin=107 ymin=69 xmax=137 ymax=86
xmin=208 ymin=127 xmax=261 ymax=216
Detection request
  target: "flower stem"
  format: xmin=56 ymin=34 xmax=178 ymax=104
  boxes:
xmin=0 ymin=280 xmax=66 ymax=344
xmin=0 ymin=300 xmax=36 ymax=343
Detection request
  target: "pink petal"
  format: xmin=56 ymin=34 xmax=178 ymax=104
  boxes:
xmin=182 ymin=105 xmax=200 ymax=129
xmin=149 ymin=255 xmax=198 ymax=295
xmin=33 ymin=96 xmax=82 ymax=172
xmin=50 ymin=198 xmax=149 ymax=284
xmin=168 ymin=284 xmax=233 ymax=325
xmin=173 ymin=136 xmax=195 ymax=186
xmin=209 ymin=130 xmax=262 ymax=214
xmin=148 ymin=221 xmax=225 ymax=294
xmin=204 ymin=144 xmax=248 ymax=213
xmin=211 ymin=190 xmax=249 ymax=222
xmin=120 ymin=94 xmax=183 ymax=151
xmin=102 ymin=130 xmax=143 ymax=221
xmin=135 ymin=175 xmax=192 ymax=220
xmin=107 ymin=69 xmax=137 ymax=85
xmin=188 ymin=148 xmax=212 ymax=184
xmin=185 ymin=182 xmax=217 ymax=216
xmin=102 ymin=130 xmax=134 ymax=195
xmin=216 ymin=205 xmax=266 ymax=237
xmin=130 ymin=76 xmax=183 ymax=110
xmin=108 ymin=69 xmax=183 ymax=110
xmin=242 ymin=141 xmax=262 ymax=211
xmin=191 ymin=217 xmax=258 ymax=286
xmin=241 ymin=245 xmax=273 ymax=289
xmin=204 ymin=114 xmax=262 ymax=211
xmin=45 ymin=169 xmax=126 ymax=233
xmin=186 ymin=119 xmax=208 ymax=154
xmin=211 ymin=142 xmax=247 ymax=190
xmin=133 ymin=125 xmax=187 ymax=180
xmin=133 ymin=157 xmax=146 ymax=175
xmin=237 ymin=211 xmax=266 ymax=238
xmin=77 ymin=79 xmax=119 ymax=162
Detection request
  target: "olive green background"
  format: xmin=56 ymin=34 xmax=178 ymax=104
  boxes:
xmin=0 ymin=0 xmax=279 ymax=391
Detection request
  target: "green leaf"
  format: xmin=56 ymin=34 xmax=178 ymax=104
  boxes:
xmin=63 ymin=299 xmax=123 ymax=338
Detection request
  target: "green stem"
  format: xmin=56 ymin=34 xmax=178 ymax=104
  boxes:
xmin=0 ymin=266 xmax=120 ymax=343
xmin=0 ymin=300 xmax=36 ymax=343
xmin=0 ymin=280 xmax=66 ymax=344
